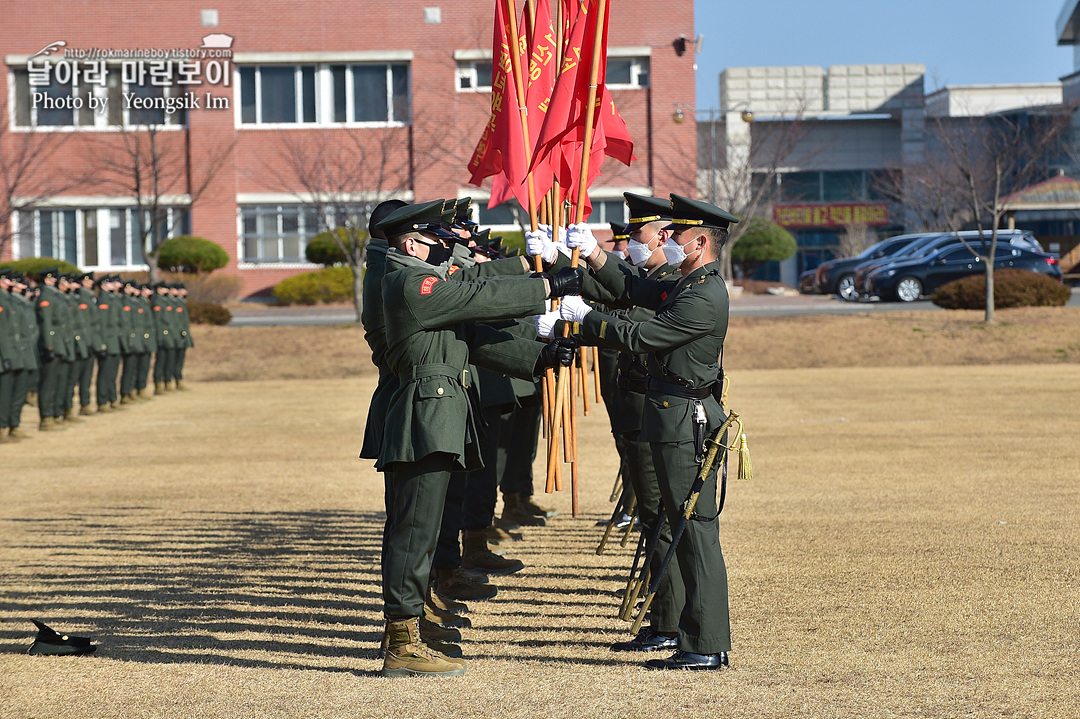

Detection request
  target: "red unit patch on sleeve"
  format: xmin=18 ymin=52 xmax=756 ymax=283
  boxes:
xmin=660 ymin=291 xmax=668 ymax=301
xmin=419 ymin=276 xmax=439 ymax=295
xmin=39 ymin=300 xmax=50 ymax=307
xmin=448 ymin=265 xmax=460 ymax=275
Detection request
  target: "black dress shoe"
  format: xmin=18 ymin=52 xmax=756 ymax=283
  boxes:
xmin=644 ymin=650 xmax=729 ymax=670
xmin=610 ymin=628 xmax=678 ymax=653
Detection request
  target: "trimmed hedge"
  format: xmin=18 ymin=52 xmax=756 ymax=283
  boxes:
xmin=306 ymin=228 xmax=366 ymax=266
xmin=931 ymin=269 xmax=1070 ymax=309
xmin=272 ymin=266 xmax=355 ymax=305
xmin=731 ymin=219 xmax=797 ymax=277
xmin=156 ymin=236 xmax=230 ymax=273
xmin=187 ymin=300 xmax=232 ymax=325
xmin=0 ymin=257 xmax=81 ymax=275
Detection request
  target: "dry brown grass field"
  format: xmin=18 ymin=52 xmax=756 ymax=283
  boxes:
xmin=2 ymin=310 xmax=1080 ymax=718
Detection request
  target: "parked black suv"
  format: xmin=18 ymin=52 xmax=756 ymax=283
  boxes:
xmin=865 ymin=244 xmax=1062 ymax=302
xmin=813 ymin=233 xmax=927 ymax=300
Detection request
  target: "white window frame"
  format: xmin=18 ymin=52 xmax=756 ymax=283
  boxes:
xmin=11 ymin=204 xmax=188 ymax=271
xmin=7 ymin=65 xmax=189 ymax=132
xmin=236 ymin=203 xmax=322 ymax=267
xmin=605 ymin=56 xmax=649 ymax=90
xmin=455 ymin=60 xmax=492 ymax=93
xmin=235 ymin=63 xmax=410 ymax=129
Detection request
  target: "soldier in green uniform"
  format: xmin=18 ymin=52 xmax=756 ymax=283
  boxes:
xmin=134 ymin=284 xmax=156 ymax=400
xmin=57 ymin=275 xmax=89 ymax=423
xmin=545 ymin=194 xmax=738 ymax=671
xmin=5 ymin=273 xmax=39 ymax=437
xmin=374 ymin=200 xmax=580 ymax=678
xmin=35 ymin=269 xmax=75 ymax=431
xmin=172 ymin=283 xmax=192 ymax=390
xmin=116 ymin=280 xmax=140 ymax=407
xmin=70 ymin=273 xmax=103 ymax=416
xmin=95 ymin=277 xmax=123 ymax=412
xmin=0 ymin=270 xmax=22 ymax=442
xmin=152 ymin=283 xmax=177 ymax=393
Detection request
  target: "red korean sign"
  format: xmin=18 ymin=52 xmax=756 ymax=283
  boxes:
xmin=773 ymin=203 xmax=889 ymax=227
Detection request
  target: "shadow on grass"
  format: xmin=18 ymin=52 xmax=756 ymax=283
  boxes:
xmin=0 ymin=509 xmax=387 ymax=671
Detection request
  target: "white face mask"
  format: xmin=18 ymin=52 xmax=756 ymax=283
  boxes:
xmin=626 ymin=239 xmax=653 ymax=267
xmin=662 ymin=235 xmax=702 ymax=267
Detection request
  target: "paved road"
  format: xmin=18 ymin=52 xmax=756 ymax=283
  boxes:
xmin=228 ymin=288 xmax=1079 ymax=326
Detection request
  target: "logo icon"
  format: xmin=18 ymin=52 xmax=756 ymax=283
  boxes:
xmin=200 ymin=33 xmax=234 ymax=49
xmin=29 ymin=40 xmax=66 ymax=59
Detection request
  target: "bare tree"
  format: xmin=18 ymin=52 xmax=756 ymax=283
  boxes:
xmin=0 ymin=99 xmax=86 ymax=260
xmin=262 ymin=116 xmax=449 ymax=321
xmin=691 ymin=99 xmax=815 ymax=281
xmin=921 ymin=108 xmax=1073 ymax=323
xmin=837 ymin=222 xmax=872 ymax=258
xmin=93 ymin=118 xmax=235 ymax=283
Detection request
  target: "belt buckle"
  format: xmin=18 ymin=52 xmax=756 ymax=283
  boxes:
xmin=461 ymin=368 xmax=471 ymax=389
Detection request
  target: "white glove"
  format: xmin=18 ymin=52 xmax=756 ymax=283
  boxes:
xmin=558 ymin=295 xmax=592 ymax=324
xmin=535 ymin=310 xmax=559 ymax=339
xmin=539 ymin=224 xmax=553 ymax=241
xmin=526 ymin=229 xmax=559 ymax=263
xmin=566 ymin=223 xmax=597 ymax=257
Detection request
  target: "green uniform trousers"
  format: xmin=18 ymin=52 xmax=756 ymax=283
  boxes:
xmin=0 ymin=371 xmax=14 ymax=428
xmin=153 ymin=350 xmax=173 ymax=384
xmin=96 ymin=355 xmax=120 ymax=405
xmin=383 ymin=452 xmax=455 ymax=619
xmin=497 ymin=399 xmax=541 ymax=497
xmin=74 ymin=356 xmax=94 ymax=408
xmin=136 ymin=353 xmax=151 ymax=390
xmin=175 ymin=347 xmax=186 ymax=380
xmin=10 ymin=369 xmax=33 ymax=428
xmin=653 ymin=438 xmax=731 ymax=654
xmin=38 ymin=358 xmax=69 ymax=420
xmin=616 ymin=431 xmax=685 ymax=635
xmin=120 ymin=353 xmax=138 ymax=396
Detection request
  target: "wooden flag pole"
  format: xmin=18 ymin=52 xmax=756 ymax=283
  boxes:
xmin=593 ymin=345 xmax=602 ymax=402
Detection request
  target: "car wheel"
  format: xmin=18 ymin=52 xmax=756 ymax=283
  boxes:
xmin=895 ymin=276 xmax=922 ymax=302
xmin=835 ymin=274 xmax=857 ymax=301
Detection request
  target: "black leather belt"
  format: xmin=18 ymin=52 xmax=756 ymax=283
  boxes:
xmin=646 ymin=377 xmax=713 ymax=400
xmin=616 ymin=374 xmax=648 ymax=394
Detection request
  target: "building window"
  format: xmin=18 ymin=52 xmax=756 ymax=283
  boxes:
xmin=606 ymin=57 xmax=649 ymax=89
xmin=456 ymin=60 xmax=492 ymax=92
xmin=14 ymin=206 xmax=189 ymax=269
xmin=238 ymin=64 xmax=410 ymax=125
xmin=10 ymin=66 xmax=187 ymax=129
xmin=240 ymin=204 xmax=321 ymax=263
xmin=584 ymin=199 xmax=628 ymax=225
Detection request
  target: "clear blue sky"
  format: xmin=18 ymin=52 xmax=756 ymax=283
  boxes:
xmin=694 ymin=0 xmax=1076 ymax=109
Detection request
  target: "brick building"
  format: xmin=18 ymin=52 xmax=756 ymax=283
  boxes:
xmin=2 ymin=0 xmax=697 ymax=296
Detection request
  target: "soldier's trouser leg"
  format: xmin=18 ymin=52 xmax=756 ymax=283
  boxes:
xmin=11 ymin=369 xmax=32 ymax=428
xmin=169 ymin=347 xmax=180 ymax=382
xmin=136 ymin=353 xmax=151 ymax=390
xmin=382 ymin=470 xmax=395 ymax=564
xmin=61 ymin=359 xmax=76 ymax=412
xmin=175 ymin=347 xmax=187 ymax=380
xmin=613 ymin=434 xmax=636 ymax=509
xmin=383 ymin=453 xmax=453 ymax=618
xmin=120 ymin=354 xmax=137 ymax=397
xmin=618 ymin=431 xmax=684 ymax=635
xmin=38 ymin=359 xmax=61 ymax=420
xmin=652 ymin=439 xmax=731 ymax=655
xmin=432 ymin=471 xmax=466 ymax=571
xmin=97 ymin=355 xmax=118 ymax=405
xmin=153 ymin=351 xmax=167 ymax=383
xmin=0 ymin=371 xmax=14 ymax=429
xmin=77 ymin=357 xmax=94 ymax=407
xmin=498 ymin=399 xmax=541 ymax=496
xmin=461 ymin=404 xmax=504 ymax=532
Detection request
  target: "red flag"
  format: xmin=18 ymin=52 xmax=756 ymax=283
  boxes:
xmin=468 ymin=0 xmax=528 ymax=191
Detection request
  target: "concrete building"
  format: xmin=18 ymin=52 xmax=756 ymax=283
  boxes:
xmin=1 ymin=0 xmax=697 ymax=296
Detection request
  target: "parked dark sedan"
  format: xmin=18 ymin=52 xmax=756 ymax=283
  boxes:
xmin=814 ymin=233 xmax=927 ymax=300
xmin=865 ymin=244 xmax=1062 ymax=302
xmin=852 ymin=230 xmax=1043 ymax=297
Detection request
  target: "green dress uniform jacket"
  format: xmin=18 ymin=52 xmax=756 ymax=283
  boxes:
xmin=70 ymin=289 xmax=94 ymax=360
xmin=135 ymin=296 xmax=155 ymax=353
xmin=175 ymin=296 xmax=193 ymax=348
xmin=97 ymin=291 xmax=123 ymax=356
xmin=152 ymin=294 xmax=177 ymax=350
xmin=376 ymin=251 xmax=547 ymax=473
xmin=118 ymin=295 xmax=136 ymax=354
xmin=11 ymin=293 xmax=40 ymax=369
xmin=37 ymin=286 xmax=74 ymax=361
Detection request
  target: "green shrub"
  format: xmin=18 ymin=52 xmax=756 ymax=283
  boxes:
xmin=187 ymin=300 xmax=232 ymax=325
xmin=0 ymin=257 xmax=81 ymax=276
xmin=272 ymin=266 xmax=355 ymax=305
xmin=161 ymin=271 xmax=243 ymax=304
xmin=932 ymin=269 xmax=1070 ymax=309
xmin=306 ymin=228 xmax=366 ymax=266
xmin=156 ymin=236 xmax=230 ymax=273
xmin=731 ymin=219 xmax=797 ymax=277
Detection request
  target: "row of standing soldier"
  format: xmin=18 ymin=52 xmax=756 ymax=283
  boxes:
xmin=0 ymin=269 xmax=193 ymax=442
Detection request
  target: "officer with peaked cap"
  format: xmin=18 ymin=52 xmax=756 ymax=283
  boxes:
xmin=95 ymin=277 xmax=124 ymax=411
xmin=374 ymin=199 xmax=580 ymax=678
xmin=35 ymin=268 xmax=74 ymax=430
xmin=542 ymin=193 xmax=739 ymax=671
xmin=5 ymin=272 xmax=39 ymax=436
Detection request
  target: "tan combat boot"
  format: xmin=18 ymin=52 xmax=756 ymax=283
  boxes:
xmin=487 ymin=525 xmax=524 ymax=545
xmin=119 ymin=394 xmax=134 ymax=405
xmin=518 ymin=493 xmax=559 ymax=519
xmin=63 ymin=408 xmax=84 ymax=423
xmin=461 ymin=530 xmax=525 ymax=576
xmin=434 ymin=568 xmax=497 ymax=602
xmin=96 ymin=402 xmax=113 ymax=413
xmin=423 ymin=602 xmax=470 ymax=629
xmin=175 ymin=380 xmax=188 ymax=391
xmin=381 ymin=618 xmax=466 ymax=678
xmin=136 ymin=388 xmax=152 ymax=401
xmin=26 ymin=392 xmax=37 ymax=407
xmin=419 ymin=616 xmax=462 ymax=643
xmin=0 ymin=428 xmax=9 ymax=444
xmin=39 ymin=417 xmax=64 ymax=431
xmin=502 ymin=492 xmax=546 ymax=527
xmin=154 ymin=382 xmax=164 ymax=395
xmin=79 ymin=405 xmax=96 ymax=416
xmin=9 ymin=426 xmax=31 ymax=440
xmin=110 ymin=400 xmax=128 ymax=411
